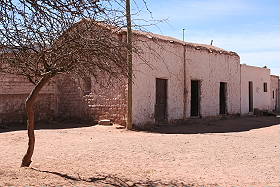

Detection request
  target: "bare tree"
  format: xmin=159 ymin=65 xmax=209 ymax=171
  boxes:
xmin=0 ymin=0 xmax=130 ymax=167
xmin=0 ymin=0 xmax=165 ymax=167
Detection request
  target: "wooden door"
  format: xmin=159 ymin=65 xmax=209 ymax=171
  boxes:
xmin=191 ymin=80 xmax=200 ymax=116
xmin=249 ymin=81 xmax=253 ymax=112
xmin=219 ymin=82 xmax=227 ymax=114
xmin=155 ymin=78 xmax=167 ymax=123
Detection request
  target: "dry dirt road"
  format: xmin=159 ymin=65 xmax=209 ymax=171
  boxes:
xmin=0 ymin=116 xmax=279 ymax=187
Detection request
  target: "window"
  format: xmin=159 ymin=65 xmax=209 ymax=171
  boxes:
xmin=83 ymin=77 xmax=92 ymax=95
xmin=273 ymin=90 xmax=275 ymax=99
xmin=263 ymin=82 xmax=267 ymax=92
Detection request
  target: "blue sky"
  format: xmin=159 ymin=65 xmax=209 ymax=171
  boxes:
xmin=132 ymin=0 xmax=280 ymax=75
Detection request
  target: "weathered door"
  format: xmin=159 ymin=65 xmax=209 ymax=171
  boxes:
xmin=191 ymin=80 xmax=200 ymax=117
xmin=155 ymin=78 xmax=167 ymax=123
xmin=219 ymin=82 xmax=227 ymax=114
xmin=249 ymin=81 xmax=253 ymax=112
xmin=275 ymin=89 xmax=278 ymax=111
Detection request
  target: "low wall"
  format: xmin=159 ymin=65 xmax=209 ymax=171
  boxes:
xmin=0 ymin=73 xmax=127 ymax=126
xmin=0 ymin=93 xmax=57 ymax=124
xmin=0 ymin=74 xmax=58 ymax=125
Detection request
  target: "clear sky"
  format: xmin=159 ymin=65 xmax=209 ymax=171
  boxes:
xmin=132 ymin=0 xmax=280 ymax=75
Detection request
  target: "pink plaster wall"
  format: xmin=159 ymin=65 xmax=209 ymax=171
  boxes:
xmin=240 ymin=65 xmax=271 ymax=114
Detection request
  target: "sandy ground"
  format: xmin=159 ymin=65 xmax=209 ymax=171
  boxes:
xmin=0 ymin=116 xmax=279 ymax=187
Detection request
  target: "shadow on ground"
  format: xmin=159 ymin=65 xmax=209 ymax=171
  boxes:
xmin=0 ymin=119 xmax=98 ymax=133
xmin=142 ymin=116 xmax=280 ymax=134
xmin=1 ymin=116 xmax=279 ymax=134
xmin=31 ymin=168 xmax=196 ymax=187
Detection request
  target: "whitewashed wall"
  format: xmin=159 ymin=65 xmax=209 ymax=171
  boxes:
xmin=187 ymin=48 xmax=240 ymax=117
xmin=132 ymin=38 xmax=184 ymax=126
xmin=131 ymin=35 xmax=240 ymax=127
xmin=240 ymin=65 xmax=271 ymax=114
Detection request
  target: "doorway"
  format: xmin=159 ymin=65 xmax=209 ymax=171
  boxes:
xmin=191 ymin=80 xmax=200 ymax=117
xmin=276 ymin=89 xmax=278 ymax=111
xmin=155 ymin=78 xmax=167 ymax=123
xmin=249 ymin=81 xmax=253 ymax=112
xmin=219 ymin=82 xmax=227 ymax=114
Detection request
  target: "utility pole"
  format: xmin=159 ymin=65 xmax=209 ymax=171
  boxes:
xmin=126 ymin=0 xmax=133 ymax=130
xmin=182 ymin=28 xmax=187 ymax=119
xmin=183 ymin=28 xmax=185 ymax=42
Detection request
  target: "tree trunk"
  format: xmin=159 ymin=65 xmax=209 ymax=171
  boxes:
xmin=21 ymin=73 xmax=54 ymax=167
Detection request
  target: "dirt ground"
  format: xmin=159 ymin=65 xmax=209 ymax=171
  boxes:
xmin=0 ymin=116 xmax=279 ymax=187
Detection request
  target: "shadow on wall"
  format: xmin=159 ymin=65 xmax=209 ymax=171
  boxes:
xmin=139 ymin=116 xmax=280 ymax=134
xmin=0 ymin=93 xmax=57 ymax=125
xmin=30 ymin=167 xmax=195 ymax=187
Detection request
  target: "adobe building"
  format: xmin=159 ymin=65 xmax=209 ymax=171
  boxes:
xmin=0 ymin=31 xmax=279 ymax=127
xmin=240 ymin=64 xmax=271 ymax=114
xmin=131 ymin=32 xmax=240 ymax=126
xmin=278 ymin=79 xmax=280 ymax=112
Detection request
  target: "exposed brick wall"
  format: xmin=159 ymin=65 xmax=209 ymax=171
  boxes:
xmin=55 ymin=75 xmax=128 ymax=125
xmin=0 ymin=73 xmax=128 ymax=125
xmin=55 ymin=76 xmax=88 ymax=120
xmin=0 ymin=73 xmax=58 ymax=124
xmin=0 ymin=74 xmax=56 ymax=94
xmin=0 ymin=93 xmax=57 ymax=124
xmin=85 ymin=78 xmax=128 ymax=125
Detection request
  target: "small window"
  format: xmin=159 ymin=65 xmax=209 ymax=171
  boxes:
xmin=273 ymin=90 xmax=274 ymax=99
xmin=83 ymin=77 xmax=92 ymax=95
xmin=263 ymin=82 xmax=267 ymax=92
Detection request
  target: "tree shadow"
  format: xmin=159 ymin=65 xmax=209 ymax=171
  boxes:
xmin=140 ymin=116 xmax=280 ymax=134
xmin=0 ymin=119 xmax=98 ymax=133
xmin=31 ymin=168 xmax=194 ymax=187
